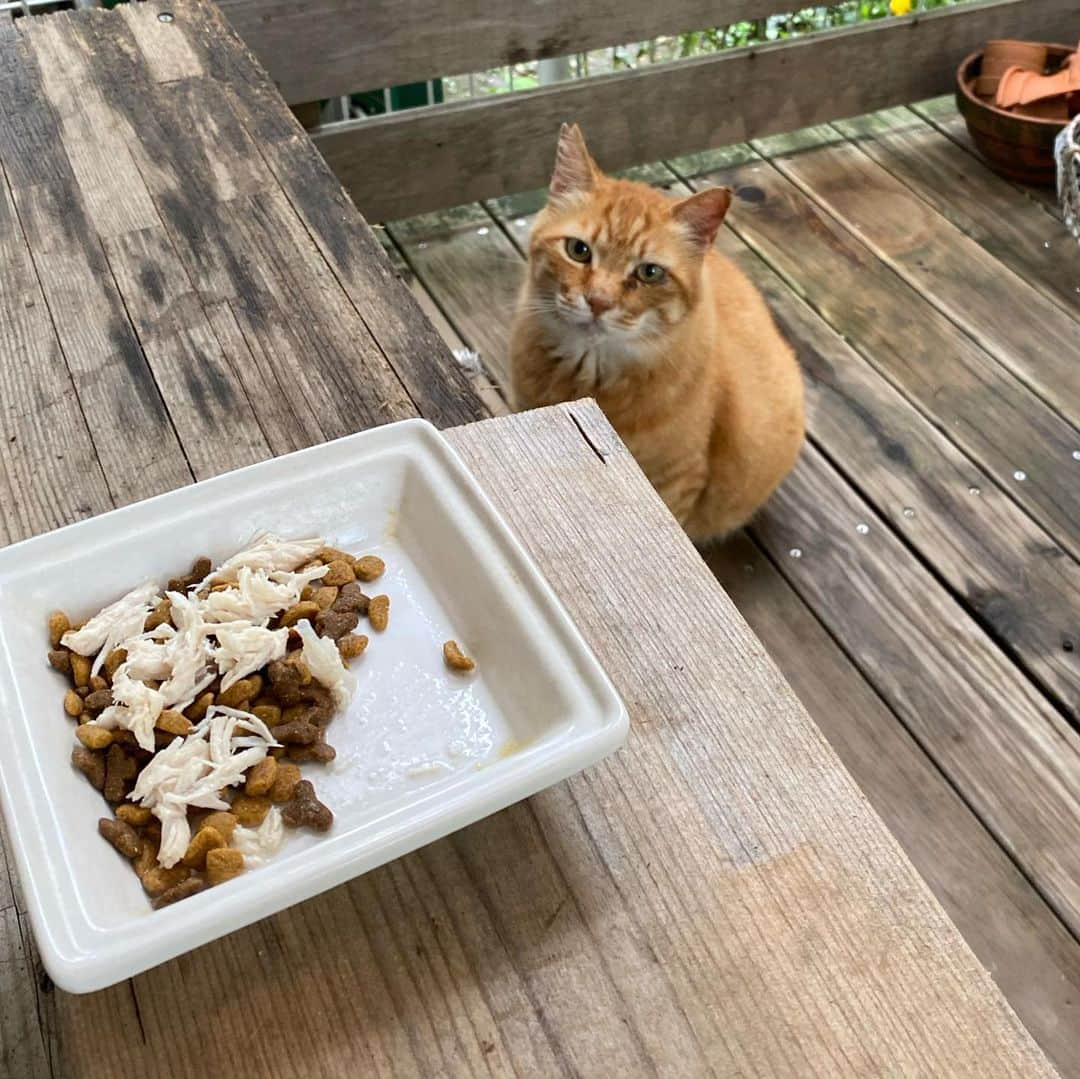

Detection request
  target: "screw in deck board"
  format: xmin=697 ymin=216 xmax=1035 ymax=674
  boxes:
xmin=158 ymin=11 xmax=174 ymax=22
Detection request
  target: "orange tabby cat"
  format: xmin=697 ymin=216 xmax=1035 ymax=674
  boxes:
xmin=510 ymin=124 xmax=804 ymax=542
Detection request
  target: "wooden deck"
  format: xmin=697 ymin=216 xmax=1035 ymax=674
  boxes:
xmin=379 ymin=101 xmax=1080 ymax=1075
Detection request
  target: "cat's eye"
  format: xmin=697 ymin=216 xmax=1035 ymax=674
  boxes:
xmin=635 ymin=262 xmax=667 ymax=284
xmin=565 ymin=237 xmax=592 ymax=263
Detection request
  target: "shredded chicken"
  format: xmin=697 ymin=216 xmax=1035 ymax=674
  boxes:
xmin=212 ymin=622 xmax=289 ymax=690
xmin=60 ymin=582 xmax=160 ymax=676
xmin=129 ymin=706 xmax=279 ymax=867
xmin=95 ymin=669 xmax=166 ymax=751
xmin=295 ymin=618 xmax=356 ymax=709
xmin=230 ymin=806 xmax=285 ymax=867
xmin=200 ymin=564 xmax=327 ymax=625
xmin=205 ymin=534 xmax=325 ymax=586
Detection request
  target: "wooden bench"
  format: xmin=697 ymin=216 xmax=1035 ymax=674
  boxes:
xmin=0 ymin=1 xmax=1064 ymax=1074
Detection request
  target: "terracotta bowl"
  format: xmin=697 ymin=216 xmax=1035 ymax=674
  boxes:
xmin=956 ymin=43 xmax=1072 ymax=186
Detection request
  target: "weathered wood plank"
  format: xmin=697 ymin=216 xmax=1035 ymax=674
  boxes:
xmin=0 ymin=15 xmax=195 ymax=509
xmin=165 ymin=0 xmax=488 ymax=430
xmin=709 ymin=535 xmax=1080 ymax=1077
xmin=755 ymin=443 xmax=1080 ymax=934
xmin=716 ymin=231 xmax=1079 ymax=718
xmin=833 ymin=107 xmax=1080 ymax=317
xmin=377 ymin=228 xmax=510 ymax=416
xmin=753 ymin=124 xmax=1079 ymax=423
xmin=911 ymin=96 xmax=1065 ymax=219
xmin=0 ymin=165 xmax=113 ymax=548
xmin=101 ymin=225 xmax=274 ymax=480
xmin=670 ymin=146 xmax=1080 ymax=555
xmin=387 ymin=204 xmax=523 ymax=390
xmin=312 ymin=0 xmax=1077 ymax=220
xmin=219 ymin=0 xmax=791 ymax=104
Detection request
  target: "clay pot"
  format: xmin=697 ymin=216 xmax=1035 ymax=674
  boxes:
xmin=976 ymin=40 xmax=1048 ymax=98
xmin=982 ymin=39 xmax=1048 ymax=78
xmin=956 ymin=43 xmax=1073 ymax=185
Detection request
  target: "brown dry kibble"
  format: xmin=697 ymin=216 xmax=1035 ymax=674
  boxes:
xmin=354 ymin=555 xmax=385 ymax=582
xmin=281 ymin=780 xmax=333 ymax=832
xmin=48 ymin=649 xmax=72 ymax=676
xmin=84 ymin=688 xmax=113 ymax=711
xmin=279 ymin=600 xmax=319 ymax=628
xmin=63 ymin=689 xmax=84 ymax=718
xmin=72 ymin=745 xmax=106 ymax=790
xmin=284 ymin=652 xmax=313 ymax=685
xmin=321 ymin=559 xmax=355 ymax=587
xmin=315 ymin=608 xmax=359 ymax=641
xmin=142 ymin=864 xmax=191 ymax=897
xmin=333 ymin=582 xmax=369 ymax=615
xmin=75 ymin=723 xmax=112 ymax=750
xmin=315 ymin=546 xmax=354 ymax=567
xmin=245 ymin=756 xmax=277 ymax=796
xmin=312 ymin=585 xmax=338 ymax=610
xmin=232 ymin=794 xmax=271 ymax=827
xmin=104 ymin=744 xmax=138 ymax=803
xmin=70 ymin=653 xmax=92 ymax=688
xmin=253 ymin=703 xmax=282 ymax=726
xmin=156 ymin=710 xmax=192 ymax=737
xmin=338 ymin=633 xmax=368 ymax=661
xmin=206 ymin=848 xmax=245 ymax=885
xmin=152 ymin=876 xmax=206 ymax=910
xmin=269 ymin=762 xmax=302 ymax=803
xmin=115 ymin=804 xmax=152 ymax=827
xmin=217 ymin=677 xmax=259 ymax=709
xmin=272 ymin=719 xmax=319 ymax=745
xmin=287 ymin=741 xmax=336 ymax=764
xmin=48 ymin=611 xmax=71 ymax=649
xmin=368 ymin=594 xmax=390 ymax=632
xmin=98 ymin=817 xmax=142 ymax=859
xmin=300 ymin=584 xmax=315 ymax=602
xmin=168 ymin=556 xmax=212 ymax=593
xmin=89 ymin=674 xmax=109 ymax=694
xmin=102 ymin=649 xmax=127 ymax=680
xmin=281 ymin=703 xmax=311 ymax=724
xmin=185 ymin=691 xmax=214 ymax=721
xmin=144 ymin=598 xmax=172 ymax=632
xmin=267 ymin=660 xmax=303 ymax=704
xmin=133 ymin=838 xmax=159 ymax=880
xmin=268 ymin=746 xmax=285 ymax=759
xmin=210 ymin=582 xmax=231 ymax=593
xmin=443 ymin=640 xmax=476 ymax=673
xmin=199 ymin=811 xmax=238 ymax=843
xmin=143 ymin=819 xmax=162 ymax=845
xmin=182 ymin=825 xmax=225 ymax=869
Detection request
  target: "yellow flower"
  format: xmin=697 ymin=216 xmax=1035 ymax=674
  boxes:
xmin=890 ymin=0 xmax=913 ymax=13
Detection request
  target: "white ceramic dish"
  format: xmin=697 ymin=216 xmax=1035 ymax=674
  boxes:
xmin=0 ymin=419 xmax=627 ymax=993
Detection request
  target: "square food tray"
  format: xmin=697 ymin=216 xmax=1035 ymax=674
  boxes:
xmin=0 ymin=419 xmax=628 ymax=992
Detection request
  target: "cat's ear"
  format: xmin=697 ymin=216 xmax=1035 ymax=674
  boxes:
xmin=671 ymin=187 xmax=733 ymax=250
xmin=550 ymin=123 xmax=599 ymax=199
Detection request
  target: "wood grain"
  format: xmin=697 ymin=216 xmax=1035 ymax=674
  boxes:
xmin=912 ymin=96 xmax=1065 ymax=219
xmin=833 ymin=106 xmax=1080 ymax=317
xmin=312 ymin=0 xmax=1077 ymax=220
xmin=716 ymin=231 xmax=1079 ymax=718
xmin=670 ymin=145 xmax=1080 ymax=555
xmin=753 ymin=443 xmax=1080 ymax=934
xmin=754 ymin=123 xmax=1080 ymax=424
xmin=709 ymin=534 xmax=1080 ymax=1077
xmin=376 ymin=228 xmax=510 ymax=416
xmin=217 ymin=0 xmax=787 ymax=104
xmin=388 ymin=204 xmax=523 ymax=390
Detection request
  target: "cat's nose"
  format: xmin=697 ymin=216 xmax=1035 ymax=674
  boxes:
xmin=586 ymin=294 xmax=614 ymax=317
